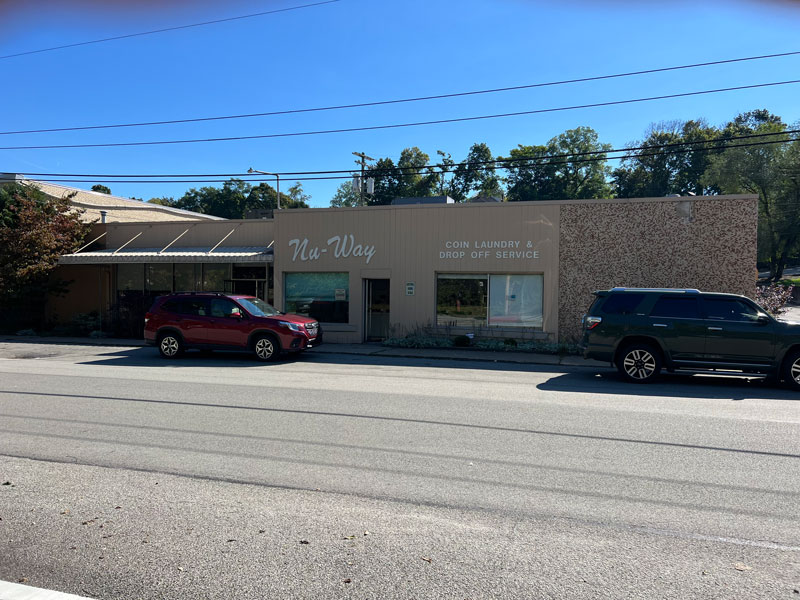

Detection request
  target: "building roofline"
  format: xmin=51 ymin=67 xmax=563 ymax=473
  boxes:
xmin=21 ymin=179 xmax=225 ymax=221
xmin=275 ymin=193 xmax=760 ymax=215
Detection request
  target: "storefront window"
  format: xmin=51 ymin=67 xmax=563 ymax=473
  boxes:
xmin=174 ymin=263 xmax=200 ymax=292
xmin=488 ymin=274 xmax=543 ymax=327
xmin=436 ymin=274 xmax=488 ymax=327
xmin=232 ymin=264 xmax=267 ymax=280
xmin=203 ymin=264 xmax=230 ymax=292
xmin=285 ymin=272 xmax=349 ymax=323
xmin=437 ymin=273 xmax=543 ymax=329
xmin=117 ymin=264 xmax=144 ymax=291
xmin=146 ymin=264 xmax=173 ymax=294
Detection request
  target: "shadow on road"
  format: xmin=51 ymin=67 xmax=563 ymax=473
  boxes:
xmin=77 ymin=346 xmax=550 ymax=373
xmin=537 ymin=369 xmax=800 ymax=402
xmin=72 ymin=346 xmax=800 ymax=401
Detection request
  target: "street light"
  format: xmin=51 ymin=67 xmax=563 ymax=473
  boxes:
xmin=247 ymin=167 xmax=280 ymax=210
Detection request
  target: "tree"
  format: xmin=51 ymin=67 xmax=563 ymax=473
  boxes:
xmin=330 ymin=181 xmax=361 ymax=208
xmin=91 ymin=184 xmax=111 ymax=194
xmin=396 ymin=147 xmax=438 ymax=198
xmin=173 ymin=179 xmax=251 ymax=219
xmin=366 ymin=157 xmax=401 ymax=206
xmin=164 ymin=179 xmax=309 ymax=218
xmin=504 ymin=144 xmax=553 ymax=202
xmin=450 ymin=142 xmax=502 ymax=201
xmin=283 ymin=182 xmax=311 ymax=208
xmin=504 ymin=127 xmax=611 ymax=202
xmin=365 ymin=147 xmax=438 ymax=205
xmin=148 ymin=197 xmax=175 ymax=206
xmin=0 ymin=183 xmax=89 ymax=330
xmin=432 ymin=150 xmax=457 ymax=198
xmin=702 ymin=115 xmax=798 ymax=281
xmin=613 ymin=120 xmax=720 ymax=198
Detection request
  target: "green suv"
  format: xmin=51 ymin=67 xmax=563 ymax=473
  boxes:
xmin=579 ymin=288 xmax=800 ymax=388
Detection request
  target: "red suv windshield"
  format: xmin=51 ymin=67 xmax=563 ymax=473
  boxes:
xmin=236 ymin=297 xmax=282 ymax=317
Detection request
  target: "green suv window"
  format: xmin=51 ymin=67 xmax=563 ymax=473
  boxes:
xmin=601 ymin=293 xmax=646 ymax=315
xmin=650 ymin=297 xmax=700 ymax=319
xmin=703 ymin=298 xmax=759 ymax=322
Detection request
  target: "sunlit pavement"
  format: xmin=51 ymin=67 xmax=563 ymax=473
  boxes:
xmin=0 ymin=342 xmax=798 ymax=599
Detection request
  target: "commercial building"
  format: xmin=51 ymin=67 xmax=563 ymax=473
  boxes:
xmin=52 ymin=194 xmax=757 ymax=343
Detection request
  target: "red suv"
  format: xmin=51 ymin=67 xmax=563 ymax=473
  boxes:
xmin=144 ymin=293 xmax=321 ymax=361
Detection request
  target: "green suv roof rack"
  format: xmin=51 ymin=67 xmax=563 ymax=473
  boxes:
xmin=609 ymin=287 xmax=700 ymax=293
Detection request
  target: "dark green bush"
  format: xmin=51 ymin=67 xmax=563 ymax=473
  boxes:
xmin=453 ymin=335 xmax=471 ymax=347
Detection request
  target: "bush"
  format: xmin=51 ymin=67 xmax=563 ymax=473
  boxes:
xmin=381 ymin=333 xmax=581 ymax=356
xmin=381 ymin=334 xmax=453 ymax=349
xmin=453 ymin=335 xmax=471 ymax=347
xmin=72 ymin=312 xmax=101 ymax=335
xmin=503 ymin=337 xmax=518 ymax=347
xmin=755 ymin=283 xmax=794 ymax=315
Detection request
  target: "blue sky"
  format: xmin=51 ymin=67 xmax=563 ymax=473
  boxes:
xmin=2 ymin=0 xmax=799 ymax=207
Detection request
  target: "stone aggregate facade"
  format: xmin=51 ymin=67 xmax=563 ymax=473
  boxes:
xmin=558 ymin=196 xmax=758 ymax=342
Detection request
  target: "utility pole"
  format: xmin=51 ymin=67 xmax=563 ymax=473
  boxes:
xmin=352 ymin=151 xmax=374 ymax=206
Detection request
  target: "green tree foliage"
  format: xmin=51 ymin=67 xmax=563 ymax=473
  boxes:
xmin=366 ymin=157 xmax=402 ymax=206
xmin=505 ymin=127 xmax=611 ymax=201
xmin=151 ymin=179 xmax=310 ymax=218
xmin=91 ymin=184 xmax=111 ymax=194
xmin=330 ymin=181 xmax=361 ymax=208
xmin=0 ymin=183 xmax=89 ymax=330
xmin=366 ymin=144 xmax=504 ymax=204
xmin=450 ymin=142 xmax=502 ymax=201
xmin=365 ymin=147 xmax=439 ymax=205
xmin=431 ymin=150 xmax=457 ymax=198
xmin=503 ymin=143 xmax=552 ymax=202
xmin=283 ymin=182 xmax=311 ymax=208
xmin=702 ymin=113 xmax=799 ymax=280
xmin=613 ymin=120 xmax=720 ymax=198
xmin=397 ymin=147 xmax=438 ymax=198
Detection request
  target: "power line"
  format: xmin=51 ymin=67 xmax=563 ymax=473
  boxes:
xmin=0 ymin=0 xmax=340 ymax=61
xmin=12 ymin=129 xmax=800 ymax=181
xmin=3 ymin=49 xmax=800 ymax=136
xmin=3 ymin=79 xmax=798 ymax=151
xmin=10 ymin=137 xmax=798 ymax=185
xmin=11 ymin=129 xmax=800 ymax=178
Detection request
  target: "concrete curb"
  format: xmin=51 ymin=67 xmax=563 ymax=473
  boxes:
xmin=0 ymin=580 xmax=92 ymax=600
xmin=0 ymin=336 xmax=609 ymax=369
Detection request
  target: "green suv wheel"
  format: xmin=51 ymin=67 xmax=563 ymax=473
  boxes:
xmin=617 ymin=343 xmax=662 ymax=384
xmin=781 ymin=350 xmax=800 ymax=390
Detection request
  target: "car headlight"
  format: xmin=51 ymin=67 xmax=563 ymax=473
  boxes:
xmin=278 ymin=321 xmax=303 ymax=332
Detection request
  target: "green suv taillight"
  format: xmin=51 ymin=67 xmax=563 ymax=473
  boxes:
xmin=584 ymin=315 xmax=602 ymax=330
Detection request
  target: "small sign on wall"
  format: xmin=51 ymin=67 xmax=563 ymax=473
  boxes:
xmin=405 ymin=282 xmax=415 ymax=296
xmin=334 ymin=288 xmax=346 ymax=301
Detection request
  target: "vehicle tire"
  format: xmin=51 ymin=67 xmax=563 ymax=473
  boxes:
xmin=781 ymin=349 xmax=800 ymax=390
xmin=158 ymin=332 xmax=184 ymax=358
xmin=253 ymin=334 xmax=280 ymax=362
xmin=616 ymin=343 xmax=662 ymax=383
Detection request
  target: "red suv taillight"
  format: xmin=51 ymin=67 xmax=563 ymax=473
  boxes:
xmin=144 ymin=312 xmax=153 ymax=324
xmin=583 ymin=315 xmax=602 ymax=330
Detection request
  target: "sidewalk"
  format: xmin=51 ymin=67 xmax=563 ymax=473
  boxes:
xmin=0 ymin=335 xmax=608 ymax=368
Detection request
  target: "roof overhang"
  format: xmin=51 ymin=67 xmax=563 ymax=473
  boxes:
xmin=59 ymin=246 xmax=273 ymax=264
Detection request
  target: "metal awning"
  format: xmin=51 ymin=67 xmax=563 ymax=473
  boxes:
xmin=59 ymin=246 xmax=273 ymax=264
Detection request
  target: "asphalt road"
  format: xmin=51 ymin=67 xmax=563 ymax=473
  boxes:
xmin=0 ymin=342 xmax=798 ymax=599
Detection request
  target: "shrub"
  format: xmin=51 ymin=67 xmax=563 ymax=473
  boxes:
xmin=503 ymin=337 xmax=518 ymax=347
xmin=381 ymin=334 xmax=453 ymax=349
xmin=453 ymin=335 xmax=471 ymax=347
xmin=755 ymin=283 xmax=794 ymax=315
